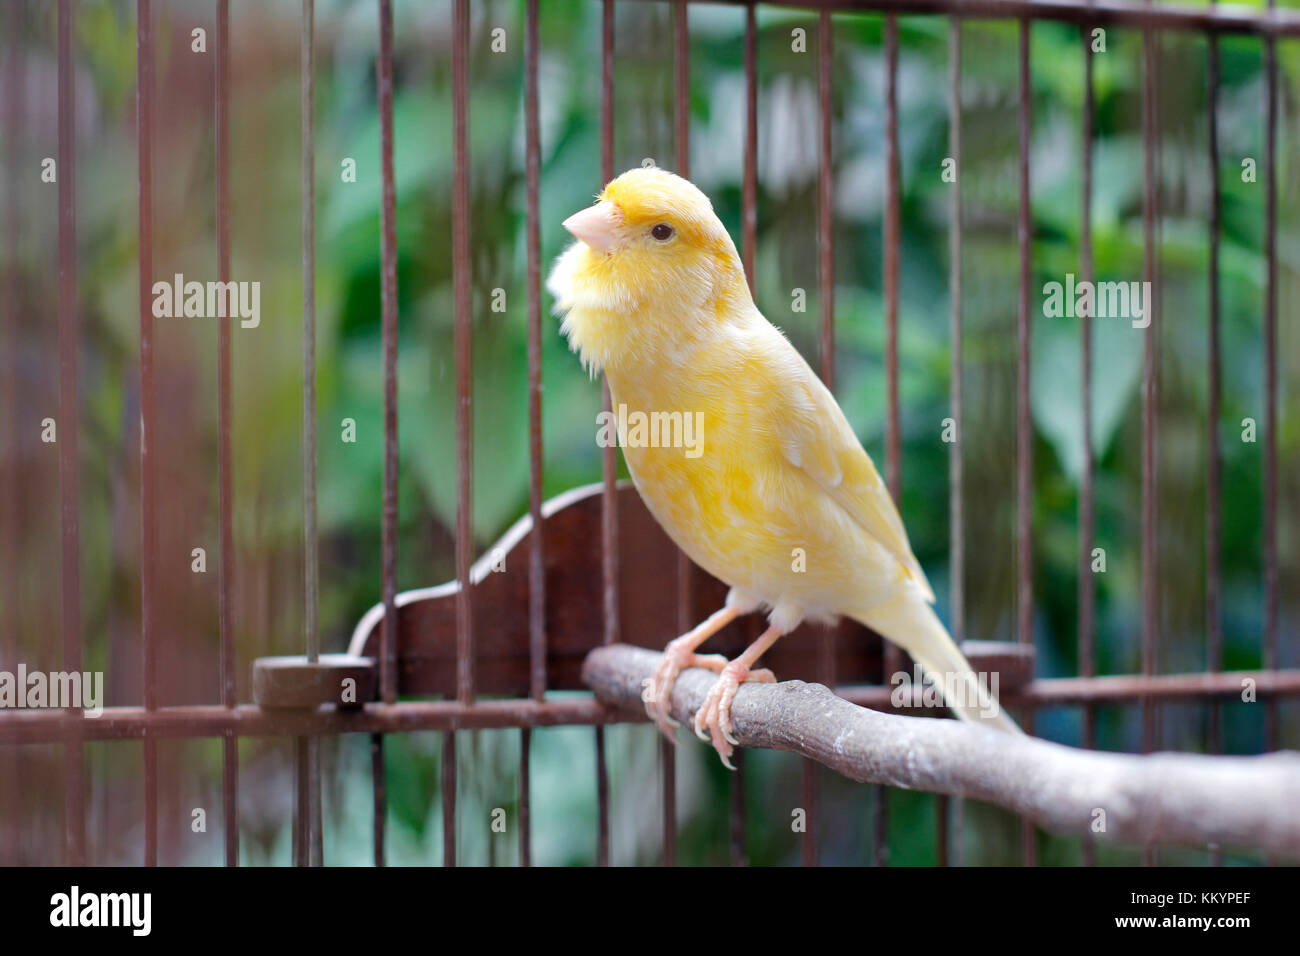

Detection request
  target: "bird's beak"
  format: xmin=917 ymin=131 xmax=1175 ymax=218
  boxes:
xmin=562 ymin=200 xmax=622 ymax=254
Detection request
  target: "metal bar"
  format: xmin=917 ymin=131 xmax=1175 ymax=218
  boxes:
xmin=215 ymin=0 xmax=239 ymax=868
xmin=524 ymin=0 xmax=544 ymax=871
xmin=442 ymin=730 xmax=456 ymax=866
xmin=676 ymin=0 xmax=1300 ymax=38
xmin=1016 ymin=15 xmax=1036 ymax=868
xmin=448 ymin=0 xmax=475 ymax=869
xmin=1079 ymin=19 xmax=1097 ymax=868
xmin=378 ymin=0 xmax=400 ymax=707
xmin=136 ymin=0 xmax=158 ymax=869
xmin=883 ymin=15 xmax=901 ymax=505
xmin=371 ymin=733 xmax=386 ymax=866
xmin=599 ymin=1 xmax=618 ymax=649
xmin=299 ymin=0 xmax=323 ymax=868
xmin=944 ymin=11 xmax=963 ymax=869
xmin=520 ymin=727 xmax=532 ymax=866
xmin=1263 ymin=0 xmax=1278 ymax=760
xmin=663 ymin=0 xmax=692 ymax=868
xmin=801 ymin=5 xmax=836 ymax=869
xmin=57 ymin=0 xmax=85 ymax=868
xmin=294 ymin=736 xmax=310 ymax=865
xmin=732 ymin=1 xmax=760 ymax=868
xmin=876 ymin=10 xmax=904 ymax=869
xmin=452 ymin=0 xmax=474 ymax=707
xmin=302 ymin=1 xmax=319 ymax=667
xmin=4 ymin=668 xmax=1300 ymax=745
xmin=742 ymin=3 xmax=757 ymax=290
xmin=526 ymin=0 xmax=546 ymax=708
xmin=596 ymin=0 xmax=617 ymax=870
xmin=375 ymin=0 xmax=400 ymax=869
xmin=0 ymin=0 xmax=24 ymax=869
xmin=818 ymin=10 xmax=834 ymax=394
xmin=1205 ymin=3 xmax=1223 ymax=869
xmin=1140 ymin=18 xmax=1157 ymax=810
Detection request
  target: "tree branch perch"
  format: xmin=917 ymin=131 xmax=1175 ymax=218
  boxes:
xmin=583 ymin=644 xmax=1300 ymax=856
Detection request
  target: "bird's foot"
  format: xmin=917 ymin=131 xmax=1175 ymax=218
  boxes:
xmin=693 ymin=661 xmax=776 ymax=769
xmin=643 ymin=636 xmax=731 ymax=740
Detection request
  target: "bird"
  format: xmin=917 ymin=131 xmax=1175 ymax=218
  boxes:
xmin=548 ymin=166 xmax=1022 ymax=768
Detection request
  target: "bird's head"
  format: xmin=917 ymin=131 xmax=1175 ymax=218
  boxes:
xmin=548 ymin=166 xmax=750 ymax=376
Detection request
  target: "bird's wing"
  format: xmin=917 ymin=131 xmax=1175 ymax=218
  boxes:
xmin=774 ymin=357 xmax=936 ymax=603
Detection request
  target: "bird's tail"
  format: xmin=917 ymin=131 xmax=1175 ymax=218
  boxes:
xmin=853 ymin=596 xmax=1023 ymax=735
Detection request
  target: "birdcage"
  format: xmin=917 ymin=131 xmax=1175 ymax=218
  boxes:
xmin=1 ymin=0 xmax=1296 ymax=869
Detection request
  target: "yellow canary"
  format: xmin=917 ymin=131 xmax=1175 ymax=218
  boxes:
xmin=549 ymin=167 xmax=1021 ymax=767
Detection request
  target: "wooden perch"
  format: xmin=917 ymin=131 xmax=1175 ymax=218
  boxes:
xmin=583 ymin=644 xmax=1300 ymax=856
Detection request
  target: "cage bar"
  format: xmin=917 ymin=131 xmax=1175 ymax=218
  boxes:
xmin=136 ymin=0 xmax=159 ymax=868
xmin=1016 ymin=15 xmax=1037 ymax=867
xmin=295 ymin=0 xmax=323 ymax=869
xmin=596 ymin=0 xmax=616 ymax=868
xmin=0 ymin=0 xmax=24 ymax=869
xmin=1078 ymin=19 xmax=1096 ymax=868
xmin=877 ymin=10 xmax=903 ymax=868
xmin=56 ymin=0 xmax=85 ymax=868
xmin=376 ymin=0 xmax=400 ymax=867
xmin=943 ymin=11 xmax=963 ymax=869
xmin=215 ymin=0 xmax=239 ymax=868
xmin=1263 ymin=0 xmax=1279 ymax=759
xmin=664 ymin=0 xmax=693 ymax=868
xmin=524 ymin=0 xmax=545 ymax=869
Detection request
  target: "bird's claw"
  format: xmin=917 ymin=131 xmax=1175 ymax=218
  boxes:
xmin=645 ymin=639 xmax=730 ymax=742
xmin=693 ymin=663 xmax=776 ymax=769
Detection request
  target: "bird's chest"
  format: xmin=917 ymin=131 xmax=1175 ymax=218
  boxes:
xmin=606 ymin=367 xmax=767 ymax=569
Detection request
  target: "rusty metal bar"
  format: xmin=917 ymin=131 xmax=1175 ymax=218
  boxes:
xmin=597 ymin=0 xmax=616 ymax=869
xmin=1140 ymin=22 xmax=1158 ymax=859
xmin=0 ymin=0 xmax=23 ymax=868
xmin=945 ymin=11 xmax=963 ymax=869
xmin=453 ymin=0 xmax=474 ymax=708
xmin=302 ymin=0 xmax=319 ymax=669
xmin=371 ymin=733 xmax=386 ymax=866
xmin=742 ymin=3 xmax=757 ymax=290
xmin=136 ymin=0 xmax=158 ymax=869
xmin=883 ymin=17 xmax=901 ymax=505
xmin=800 ymin=5 xmax=837 ymax=869
xmin=299 ymin=0 xmax=323 ymax=868
xmin=876 ymin=10 xmax=904 ymax=869
xmin=526 ymin=0 xmax=546 ymax=709
xmin=378 ymin=0 xmax=399 ymax=707
xmin=519 ymin=727 xmax=532 ymax=866
xmin=215 ymin=0 xmax=239 ymax=868
xmin=1078 ymin=19 xmax=1096 ymax=868
xmin=1016 ymin=15 xmax=1036 ymax=867
xmin=450 ymin=0 xmax=475 ymax=868
xmin=1205 ymin=4 xmax=1223 ymax=869
xmin=4 ymin=667 xmax=1299 ymax=745
xmin=56 ymin=0 xmax=85 ymax=868
xmin=375 ymin=0 xmax=400 ymax=868
xmin=524 ymin=0 xmax=545 ymax=870
xmin=1262 ymin=0 xmax=1278 ymax=759
xmin=663 ymin=0 xmax=693 ymax=868
xmin=443 ymin=730 xmax=457 ymax=866
xmin=732 ymin=1 xmax=760 ymax=868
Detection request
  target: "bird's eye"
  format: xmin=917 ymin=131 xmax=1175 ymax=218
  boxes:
xmin=651 ymin=223 xmax=674 ymax=241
